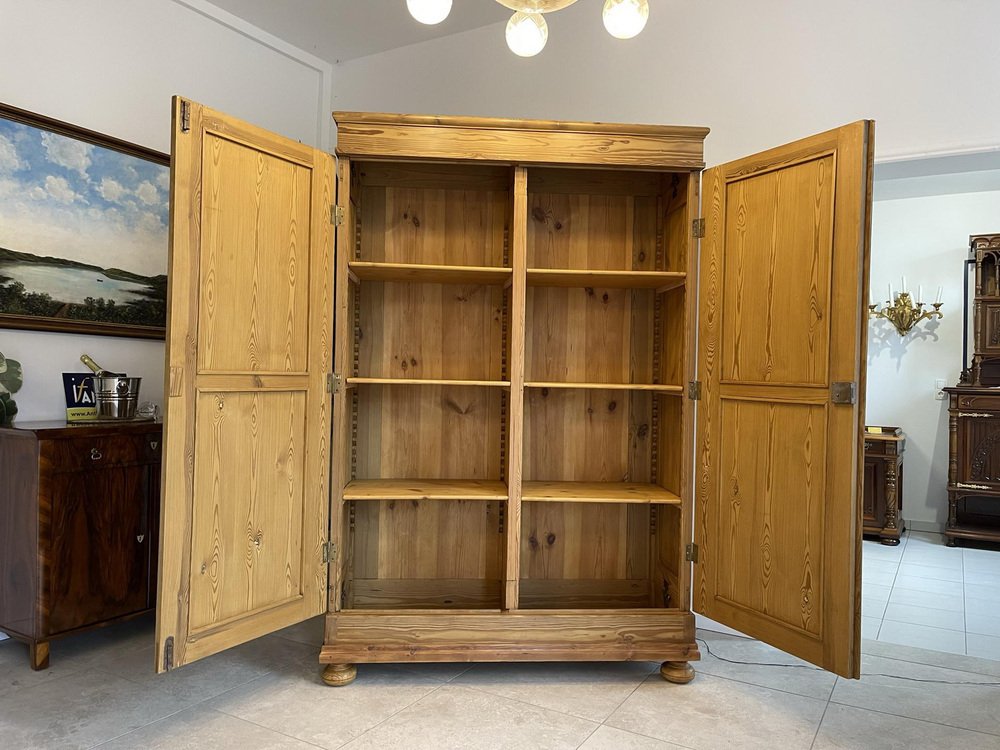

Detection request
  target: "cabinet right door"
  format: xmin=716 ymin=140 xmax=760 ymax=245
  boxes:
xmin=694 ymin=122 xmax=874 ymax=678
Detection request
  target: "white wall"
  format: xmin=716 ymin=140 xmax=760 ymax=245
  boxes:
xmin=867 ymin=187 xmax=1000 ymax=529
xmin=0 ymin=0 xmax=332 ymax=421
xmin=334 ymin=0 xmax=1000 ymax=164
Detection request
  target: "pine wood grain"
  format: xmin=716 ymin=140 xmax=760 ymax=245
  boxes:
xmin=351 ymin=262 xmax=512 ymax=286
xmin=321 ymin=609 xmax=699 ymax=663
xmin=334 ymin=113 xmax=708 ymax=169
xmin=156 ymin=99 xmax=332 ymax=671
xmin=694 ymin=122 xmax=872 ymax=679
xmin=522 ymin=481 xmax=680 ymax=504
xmin=344 ymin=479 xmax=508 ymax=501
xmin=526 ymin=268 xmax=685 ymax=290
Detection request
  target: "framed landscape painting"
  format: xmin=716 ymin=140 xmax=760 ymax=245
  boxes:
xmin=0 ymin=103 xmax=169 ymax=339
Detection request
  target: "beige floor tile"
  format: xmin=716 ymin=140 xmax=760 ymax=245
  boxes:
xmin=813 ymin=702 xmax=1000 ymax=749
xmin=694 ymin=632 xmax=837 ymax=701
xmin=94 ymin=705 xmax=320 ymax=749
xmin=577 ymin=725 xmax=691 ymax=749
xmin=271 ymin=615 xmax=325 ymax=647
xmin=832 ymin=654 xmax=1000 ymax=735
xmin=0 ymin=638 xmax=89 ymax=699
xmin=605 ymin=672 xmax=827 ymax=750
xmin=208 ymin=662 xmax=444 ymax=749
xmin=876 ymin=620 xmax=967 ymax=655
xmin=340 ymin=684 xmax=599 ymax=750
xmin=452 ymin=660 xmax=656 ymax=721
xmin=99 ymin=633 xmax=318 ymax=703
xmin=862 ymin=638 xmax=1000 ymax=679
xmin=0 ymin=667 xmax=193 ymax=750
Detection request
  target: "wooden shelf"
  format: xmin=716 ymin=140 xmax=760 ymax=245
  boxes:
xmin=344 ymin=479 xmax=508 ymax=501
xmin=523 ymin=481 xmax=681 ymax=505
xmin=348 ymin=377 xmax=510 ymax=388
xmin=350 ymin=262 xmax=512 ymax=286
xmin=527 ymin=268 xmax=685 ymax=291
xmin=525 ymin=381 xmax=683 ymax=393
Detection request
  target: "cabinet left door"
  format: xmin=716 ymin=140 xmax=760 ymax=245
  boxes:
xmin=156 ymin=98 xmax=336 ymax=672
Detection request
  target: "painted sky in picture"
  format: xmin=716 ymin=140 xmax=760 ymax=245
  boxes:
xmin=0 ymin=119 xmax=168 ymax=277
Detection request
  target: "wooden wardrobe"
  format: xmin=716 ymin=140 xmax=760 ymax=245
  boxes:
xmin=155 ymin=99 xmax=873 ymax=685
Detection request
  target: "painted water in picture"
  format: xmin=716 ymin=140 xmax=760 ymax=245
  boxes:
xmin=0 ymin=107 xmax=168 ymax=337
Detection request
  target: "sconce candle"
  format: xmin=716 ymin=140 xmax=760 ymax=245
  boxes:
xmin=869 ymin=287 xmax=944 ymax=336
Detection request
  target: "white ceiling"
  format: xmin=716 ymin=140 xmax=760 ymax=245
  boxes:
xmin=209 ymin=0 xmax=510 ymax=62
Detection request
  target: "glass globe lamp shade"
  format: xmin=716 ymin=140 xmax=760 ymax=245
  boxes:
xmin=505 ymin=11 xmax=548 ymax=57
xmin=406 ymin=0 xmax=452 ymax=25
xmin=602 ymin=0 xmax=649 ymax=39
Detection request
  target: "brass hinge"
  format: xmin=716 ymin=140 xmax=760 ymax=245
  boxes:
xmin=326 ymin=372 xmax=342 ymax=394
xmin=692 ymin=218 xmax=705 ymax=239
xmin=323 ymin=541 xmax=338 ymax=563
xmin=162 ymin=636 xmax=174 ymax=671
xmin=956 ymin=482 xmax=992 ymax=491
xmin=688 ymin=380 xmax=702 ymax=400
xmin=332 ymin=205 xmax=345 ymax=226
xmin=179 ymin=100 xmax=191 ymax=133
xmin=685 ymin=542 xmax=699 ymax=563
xmin=831 ymin=382 xmax=857 ymax=405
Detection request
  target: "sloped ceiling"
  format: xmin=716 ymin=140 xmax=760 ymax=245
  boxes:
xmin=209 ymin=0 xmax=509 ymax=62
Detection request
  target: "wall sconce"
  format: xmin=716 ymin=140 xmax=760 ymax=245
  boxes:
xmin=869 ymin=277 xmax=944 ymax=336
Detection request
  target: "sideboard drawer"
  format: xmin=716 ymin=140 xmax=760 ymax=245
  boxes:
xmin=42 ymin=434 xmax=154 ymax=472
xmin=958 ymin=394 xmax=1000 ymax=412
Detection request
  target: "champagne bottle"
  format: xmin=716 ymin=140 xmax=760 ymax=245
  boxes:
xmin=80 ymin=354 xmax=124 ymax=377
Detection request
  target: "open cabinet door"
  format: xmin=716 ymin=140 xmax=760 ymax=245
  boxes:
xmin=155 ymin=98 xmax=335 ymax=672
xmin=694 ymin=121 xmax=873 ymax=678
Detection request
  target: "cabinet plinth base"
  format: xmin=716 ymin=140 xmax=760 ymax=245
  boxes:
xmin=321 ymin=610 xmax=699 ymax=665
xmin=322 ymin=663 xmax=357 ymax=687
xmin=659 ymin=661 xmax=695 ymax=684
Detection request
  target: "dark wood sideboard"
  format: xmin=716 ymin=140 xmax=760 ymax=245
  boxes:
xmin=0 ymin=421 xmax=161 ymax=669
xmin=944 ymin=387 xmax=1000 ymax=546
xmin=863 ymin=426 xmax=905 ymax=545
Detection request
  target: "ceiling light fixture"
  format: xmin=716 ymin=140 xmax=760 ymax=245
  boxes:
xmin=405 ymin=0 xmax=650 ymax=57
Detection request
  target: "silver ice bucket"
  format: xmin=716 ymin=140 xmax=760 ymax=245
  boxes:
xmin=93 ymin=376 xmax=142 ymax=419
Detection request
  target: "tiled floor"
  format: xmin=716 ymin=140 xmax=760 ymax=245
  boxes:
xmin=4 ymin=613 xmax=1000 ymax=749
xmin=862 ymin=529 xmax=1000 ymax=659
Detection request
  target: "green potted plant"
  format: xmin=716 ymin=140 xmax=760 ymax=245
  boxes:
xmin=0 ymin=351 xmax=23 ymax=426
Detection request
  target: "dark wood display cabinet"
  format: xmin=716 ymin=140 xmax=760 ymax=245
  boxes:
xmin=863 ymin=426 xmax=905 ymax=545
xmin=0 ymin=421 xmax=161 ymax=669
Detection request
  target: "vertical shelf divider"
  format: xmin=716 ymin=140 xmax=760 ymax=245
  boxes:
xmin=503 ymin=166 xmax=528 ymax=611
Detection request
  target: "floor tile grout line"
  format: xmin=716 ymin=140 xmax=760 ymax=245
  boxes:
xmin=828 ymin=697 xmax=1000 ymax=738
xmin=862 ymin=647 xmax=1000 ymax=680
xmin=210 ymin=708 xmax=331 ymax=750
xmin=807 ymin=694 xmax=833 ymax=750
xmin=452 ymin=678 xmax=610 ymax=725
xmin=691 ymin=668 xmax=833 ymax=704
xmin=86 ymin=703 xmax=215 ymax=750
xmin=326 ymin=682 xmax=452 ymax=750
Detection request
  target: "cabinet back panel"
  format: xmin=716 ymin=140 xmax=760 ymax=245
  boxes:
xmin=189 ymin=390 xmax=307 ymax=633
xmin=198 ymin=133 xmax=311 ymax=373
xmin=353 ymin=385 xmax=503 ymax=480
xmin=357 ymin=162 xmax=510 ymax=267
xmin=351 ymin=500 xmax=501 ymax=580
xmin=520 ymin=502 xmax=648 ymax=581
xmin=525 ymin=288 xmax=654 ymax=383
xmin=358 ymin=282 xmax=503 ymax=381
xmin=526 ymin=169 xmax=664 ymax=271
xmin=524 ymin=388 xmax=652 ymax=482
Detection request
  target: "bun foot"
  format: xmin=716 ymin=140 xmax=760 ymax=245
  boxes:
xmin=322 ymin=663 xmax=357 ymax=686
xmin=660 ymin=660 xmax=695 ymax=684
